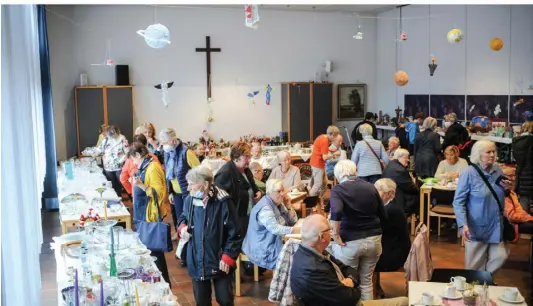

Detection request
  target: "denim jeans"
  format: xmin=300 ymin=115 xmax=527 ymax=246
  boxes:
xmin=331 ymin=235 xmax=383 ymax=301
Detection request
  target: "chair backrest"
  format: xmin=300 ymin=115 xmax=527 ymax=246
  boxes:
xmin=303 ymin=196 xmax=319 ymax=209
xmin=262 ymin=168 xmax=272 ymax=182
xmin=430 ymin=188 xmax=455 ymax=206
xmin=429 ymin=268 xmax=495 ymax=285
xmin=298 ymin=163 xmax=312 ymax=180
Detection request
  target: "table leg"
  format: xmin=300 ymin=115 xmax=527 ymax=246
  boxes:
xmin=235 ymin=255 xmax=242 ymax=296
xmin=125 ymin=218 xmax=131 ymax=230
xmin=61 ymin=222 xmax=68 ymax=234
xmin=301 ymin=204 xmax=307 ymax=218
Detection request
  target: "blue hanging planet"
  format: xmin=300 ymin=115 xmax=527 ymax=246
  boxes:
xmin=247 ymin=90 xmax=260 ymax=105
xmin=137 ymin=23 xmax=171 ymax=48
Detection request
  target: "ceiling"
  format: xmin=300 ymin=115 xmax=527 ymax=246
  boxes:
xmin=173 ymin=5 xmax=397 ymax=14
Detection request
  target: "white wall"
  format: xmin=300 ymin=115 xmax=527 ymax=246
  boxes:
xmin=47 ymin=5 xmax=377 ymax=159
xmin=376 ymin=5 xmax=533 ymax=117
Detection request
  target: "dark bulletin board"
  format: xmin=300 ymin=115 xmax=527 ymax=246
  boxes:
xmin=430 ymin=95 xmax=466 ymax=120
xmin=509 ymin=95 xmax=533 ymax=123
xmin=106 ymin=87 xmax=133 ymax=142
xmin=76 ymin=88 xmax=104 ymax=153
xmin=312 ymin=84 xmax=333 ymax=139
xmin=404 ymin=95 xmax=429 ymax=117
xmin=466 ymin=95 xmax=509 ymax=121
xmin=289 ymin=83 xmax=311 ymax=142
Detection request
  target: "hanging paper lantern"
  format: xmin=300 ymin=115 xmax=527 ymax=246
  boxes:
xmin=428 ymin=57 xmax=437 ymax=76
xmin=394 ymin=71 xmax=409 ymax=86
xmin=490 ymin=37 xmax=504 ymax=51
xmin=245 ymin=5 xmax=260 ymax=29
xmin=137 ymin=23 xmax=171 ymax=48
xmin=400 ymin=31 xmax=407 ymax=41
xmin=447 ymin=29 xmax=464 ymax=44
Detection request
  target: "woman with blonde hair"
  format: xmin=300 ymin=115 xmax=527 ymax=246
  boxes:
xmin=414 ymin=116 xmax=441 ymax=178
xmin=434 ymin=145 xmax=469 ymax=181
xmin=98 ymin=125 xmax=129 ymax=196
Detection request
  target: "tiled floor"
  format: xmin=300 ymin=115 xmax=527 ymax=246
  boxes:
xmin=41 ymin=209 xmax=532 ymax=305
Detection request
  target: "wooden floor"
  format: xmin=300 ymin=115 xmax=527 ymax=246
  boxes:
xmin=41 ymin=208 xmax=532 ymax=306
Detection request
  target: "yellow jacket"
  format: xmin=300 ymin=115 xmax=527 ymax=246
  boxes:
xmin=144 ymin=162 xmax=168 ymax=222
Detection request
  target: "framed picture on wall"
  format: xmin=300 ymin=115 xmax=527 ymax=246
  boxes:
xmin=337 ymin=84 xmax=367 ymax=120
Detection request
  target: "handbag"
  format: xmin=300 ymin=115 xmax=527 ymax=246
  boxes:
xmin=470 ymin=164 xmax=518 ymax=243
xmin=363 ymin=140 xmax=386 ymax=170
xmin=134 ymin=189 xmax=173 ymax=252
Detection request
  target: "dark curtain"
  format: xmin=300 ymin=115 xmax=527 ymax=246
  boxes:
xmin=38 ymin=5 xmax=59 ymax=210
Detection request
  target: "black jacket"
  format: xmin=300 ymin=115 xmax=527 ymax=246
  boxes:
xmin=291 ymin=245 xmax=361 ymax=306
xmin=513 ymin=135 xmax=533 ymax=197
xmin=214 ymin=161 xmax=260 ymax=218
xmin=442 ymin=122 xmax=469 ymax=151
xmin=178 ymin=187 xmax=243 ymax=280
xmin=395 ymin=126 xmax=409 ymax=150
xmin=382 ymin=160 xmax=420 ymax=214
xmin=375 ymin=199 xmax=411 ymax=272
xmin=414 ymin=130 xmax=441 ymax=178
xmin=351 ymin=120 xmax=377 ymax=145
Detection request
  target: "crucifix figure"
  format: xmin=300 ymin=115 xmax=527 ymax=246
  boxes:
xmin=195 ymin=36 xmax=221 ymax=100
xmin=395 ymin=105 xmax=403 ymax=121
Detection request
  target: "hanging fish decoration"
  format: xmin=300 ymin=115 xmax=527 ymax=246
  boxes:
xmin=264 ymin=84 xmax=274 ymax=105
xmin=247 ymin=90 xmax=260 ymax=105
xmin=245 ymin=5 xmax=260 ymax=29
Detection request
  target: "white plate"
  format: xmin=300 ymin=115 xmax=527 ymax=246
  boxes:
xmin=132 ymin=248 xmax=151 ymax=256
xmin=498 ymin=295 xmax=525 ymax=304
xmin=439 ymin=292 xmax=463 ymax=300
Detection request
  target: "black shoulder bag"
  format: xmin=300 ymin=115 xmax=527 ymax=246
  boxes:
xmin=470 ymin=164 xmax=517 ymax=242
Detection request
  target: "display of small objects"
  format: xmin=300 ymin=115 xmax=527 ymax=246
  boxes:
xmin=79 ymin=208 xmax=100 ymax=227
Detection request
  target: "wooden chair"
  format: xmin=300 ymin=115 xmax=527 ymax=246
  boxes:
xmin=235 ymin=254 xmax=259 ymax=297
xmin=427 ymin=188 xmax=460 ymax=240
xmin=262 ymin=168 xmax=272 ymax=182
xmin=297 ymin=163 xmax=312 ymax=181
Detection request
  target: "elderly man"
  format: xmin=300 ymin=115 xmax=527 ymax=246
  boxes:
xmin=291 ymin=214 xmax=408 ymax=306
xmin=243 ymin=179 xmax=300 ymax=270
xmin=386 ymin=137 xmax=400 ymax=161
xmin=442 ymin=112 xmax=469 ymax=151
xmin=159 ymin=128 xmax=201 ymax=264
xmin=269 ymin=151 xmax=302 ymax=190
xmin=310 ymin=126 xmax=341 ymax=199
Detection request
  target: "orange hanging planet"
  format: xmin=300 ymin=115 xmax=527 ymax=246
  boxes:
xmin=490 ymin=37 xmax=504 ymax=51
xmin=394 ymin=71 xmax=409 ymax=86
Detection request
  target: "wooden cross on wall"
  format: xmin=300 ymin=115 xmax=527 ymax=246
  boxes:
xmin=195 ymin=36 xmax=221 ymax=100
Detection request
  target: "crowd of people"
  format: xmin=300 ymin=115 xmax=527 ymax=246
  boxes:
xmin=89 ymin=109 xmax=533 ymax=305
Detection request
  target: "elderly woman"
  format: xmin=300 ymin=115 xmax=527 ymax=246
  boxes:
xmin=191 ymin=143 xmax=206 ymax=163
xmin=159 ymin=128 xmax=201 ymax=234
xmin=120 ymin=134 xmax=161 ymax=197
xmin=414 ymin=116 xmax=441 ymax=178
xmin=177 ymin=166 xmax=242 ymax=306
xmin=243 ymin=179 xmax=300 ymax=270
xmin=98 ymin=125 xmax=129 ymax=196
xmin=512 ymin=117 xmax=533 ymax=212
xmin=269 ymin=151 xmax=302 ymax=190
xmin=453 ymin=140 xmax=511 ymax=273
xmin=330 ymin=160 xmax=387 ymax=301
xmin=214 ymin=142 xmax=262 ymax=236
xmin=441 ymin=113 xmax=469 ymax=151
xmin=382 ymin=149 xmax=419 ymax=215
xmin=351 ymin=124 xmax=389 ymax=184
xmin=138 ymin=122 xmax=159 ymax=153
xmin=250 ymin=141 xmax=271 ymax=169
xmin=434 ymin=145 xmax=469 ymax=181
xmin=373 ymin=178 xmax=411 ymax=298
xmin=249 ymin=161 xmax=266 ymax=194
xmin=386 ymin=137 xmax=400 ymax=161
xmin=128 ymin=143 xmax=170 ymax=285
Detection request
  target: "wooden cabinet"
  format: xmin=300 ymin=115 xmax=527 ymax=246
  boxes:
xmin=281 ymin=82 xmax=334 ymax=142
xmin=75 ymin=86 xmax=134 ymax=156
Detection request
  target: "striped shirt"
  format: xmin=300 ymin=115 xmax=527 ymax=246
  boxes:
xmin=351 ymin=136 xmax=389 ymax=177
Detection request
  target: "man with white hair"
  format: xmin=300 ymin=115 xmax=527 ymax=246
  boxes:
xmin=441 ymin=112 xmax=469 ymax=151
xmin=159 ymin=128 xmax=201 ymax=264
xmin=290 ymin=214 xmax=408 ymax=306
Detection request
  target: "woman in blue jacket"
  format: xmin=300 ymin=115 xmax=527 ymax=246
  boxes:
xmin=177 ymin=166 xmax=243 ymax=306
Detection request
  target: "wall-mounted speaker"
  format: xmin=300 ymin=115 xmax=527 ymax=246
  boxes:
xmin=115 ymin=65 xmax=130 ymax=85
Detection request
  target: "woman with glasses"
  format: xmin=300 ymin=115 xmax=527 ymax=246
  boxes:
xmin=249 ymin=162 xmax=266 ymax=194
xmin=269 ymin=151 xmax=302 ymax=190
xmin=243 ymin=179 xmax=300 ymax=270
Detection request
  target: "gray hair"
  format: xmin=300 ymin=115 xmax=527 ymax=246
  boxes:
xmin=185 ymin=166 xmax=213 ymax=184
xmin=422 ymin=117 xmax=437 ymax=130
xmin=266 ymin=179 xmax=284 ymax=195
xmin=358 ymin=123 xmax=374 ymax=137
xmin=388 ymin=136 xmax=400 ymax=145
xmin=469 ymin=140 xmax=496 ymax=165
xmin=393 ymin=148 xmax=410 ymax=160
xmin=249 ymin=161 xmax=263 ymax=171
xmin=374 ymin=178 xmax=397 ymax=193
xmin=158 ymin=128 xmax=178 ymax=141
xmin=276 ymin=150 xmax=290 ymax=162
xmin=326 ymin=125 xmax=340 ymax=136
xmin=300 ymin=214 xmax=328 ymax=244
xmin=134 ymin=126 xmax=143 ymax=135
xmin=334 ymin=160 xmax=357 ymax=182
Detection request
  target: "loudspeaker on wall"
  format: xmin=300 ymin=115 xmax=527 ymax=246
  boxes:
xmin=115 ymin=65 xmax=130 ymax=85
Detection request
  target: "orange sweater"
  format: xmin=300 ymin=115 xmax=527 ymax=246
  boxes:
xmin=120 ymin=153 xmax=161 ymax=194
xmin=505 ymin=190 xmax=533 ymax=223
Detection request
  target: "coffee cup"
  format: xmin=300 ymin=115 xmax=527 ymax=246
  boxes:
xmin=292 ymin=189 xmax=298 ymax=193
xmin=451 ymin=276 xmax=466 ymax=290
xmin=421 ymin=292 xmax=434 ymax=305
xmin=444 ymin=284 xmax=457 ymax=298
xmin=503 ymin=287 xmax=519 ymax=301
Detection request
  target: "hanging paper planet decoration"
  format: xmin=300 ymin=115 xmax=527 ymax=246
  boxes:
xmin=447 ymin=29 xmax=464 ymax=44
xmin=137 ymin=23 xmax=171 ymax=48
xmin=490 ymin=37 xmax=504 ymax=51
xmin=394 ymin=71 xmax=409 ymax=86
xmin=245 ymin=5 xmax=260 ymax=29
